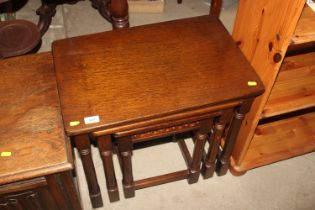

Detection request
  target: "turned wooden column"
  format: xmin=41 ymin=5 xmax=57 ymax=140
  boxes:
xmin=202 ymin=112 xmax=230 ymax=178
xmin=117 ymin=136 xmax=135 ymax=198
xmin=210 ymin=0 xmax=222 ymax=17
xmin=97 ymin=135 xmax=120 ymax=202
xmin=216 ymin=100 xmax=253 ymax=176
xmin=74 ymin=135 xmax=103 ymax=208
xmin=36 ymin=0 xmax=58 ymax=36
xmin=188 ymin=119 xmax=212 ymax=184
xmin=111 ymin=0 xmax=129 ymax=29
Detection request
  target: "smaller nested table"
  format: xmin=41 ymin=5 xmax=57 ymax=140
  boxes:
xmin=52 ymin=15 xmax=264 ymax=205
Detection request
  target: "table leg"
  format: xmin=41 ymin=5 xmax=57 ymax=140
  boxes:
xmin=36 ymin=0 xmax=58 ymax=36
xmin=216 ymin=100 xmax=253 ymax=176
xmin=202 ymin=113 xmax=229 ymax=179
xmin=111 ymin=0 xmax=129 ymax=29
xmin=97 ymin=135 xmax=120 ymax=202
xmin=188 ymin=119 xmax=212 ymax=184
xmin=117 ymin=136 xmax=135 ymax=198
xmin=210 ymin=0 xmax=222 ymax=17
xmin=74 ymin=135 xmax=103 ymax=208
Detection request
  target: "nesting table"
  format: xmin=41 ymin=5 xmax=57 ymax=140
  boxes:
xmin=52 ymin=15 xmax=264 ymax=208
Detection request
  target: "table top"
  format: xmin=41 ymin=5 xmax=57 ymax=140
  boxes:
xmin=0 ymin=53 xmax=73 ymax=185
xmin=53 ymin=15 xmax=264 ymax=136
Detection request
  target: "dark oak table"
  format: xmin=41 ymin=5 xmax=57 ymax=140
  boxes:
xmin=0 ymin=53 xmax=81 ymax=210
xmin=52 ymin=15 xmax=264 ymax=204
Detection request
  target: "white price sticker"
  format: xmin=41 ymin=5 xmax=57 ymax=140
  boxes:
xmin=84 ymin=115 xmax=100 ymax=124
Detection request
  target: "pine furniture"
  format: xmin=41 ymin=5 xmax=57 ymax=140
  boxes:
xmin=230 ymin=0 xmax=315 ymax=173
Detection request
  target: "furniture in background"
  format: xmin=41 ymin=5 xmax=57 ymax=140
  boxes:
xmin=0 ymin=53 xmax=81 ymax=210
xmin=52 ymin=15 xmax=264 ymax=205
xmin=37 ymin=0 xmax=129 ymax=33
xmin=0 ymin=0 xmax=224 ymax=59
xmin=229 ymin=0 xmax=315 ymax=173
xmin=0 ymin=0 xmax=41 ymax=59
xmin=37 ymin=0 xmax=224 ymax=36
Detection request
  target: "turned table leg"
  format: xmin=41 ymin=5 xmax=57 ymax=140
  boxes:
xmin=111 ymin=0 xmax=129 ymax=29
xmin=216 ymin=100 xmax=253 ymax=176
xmin=74 ymin=135 xmax=103 ymax=208
xmin=188 ymin=119 xmax=212 ymax=184
xmin=97 ymin=135 xmax=120 ymax=202
xmin=210 ymin=0 xmax=222 ymax=17
xmin=202 ymin=113 xmax=230 ymax=179
xmin=36 ymin=0 xmax=58 ymax=36
xmin=117 ymin=136 xmax=135 ymax=198
xmin=91 ymin=0 xmax=129 ymax=29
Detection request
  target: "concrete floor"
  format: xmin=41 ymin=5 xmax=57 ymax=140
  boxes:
xmin=15 ymin=0 xmax=315 ymax=209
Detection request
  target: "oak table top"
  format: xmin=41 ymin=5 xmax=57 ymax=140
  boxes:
xmin=52 ymin=15 xmax=264 ymax=136
xmin=0 ymin=53 xmax=73 ymax=185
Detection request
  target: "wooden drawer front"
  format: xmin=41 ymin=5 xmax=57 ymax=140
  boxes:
xmin=0 ymin=183 xmax=58 ymax=210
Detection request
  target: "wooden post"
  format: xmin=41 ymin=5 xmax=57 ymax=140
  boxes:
xmin=97 ymin=135 xmax=120 ymax=202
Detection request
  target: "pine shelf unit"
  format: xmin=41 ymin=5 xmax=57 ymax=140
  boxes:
xmin=230 ymin=0 xmax=315 ymax=172
xmin=262 ymin=51 xmax=315 ymax=119
xmin=291 ymin=4 xmax=315 ymax=46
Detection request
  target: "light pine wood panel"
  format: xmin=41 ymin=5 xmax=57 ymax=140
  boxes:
xmin=233 ymin=111 xmax=315 ymax=172
xmin=291 ymin=4 xmax=315 ymax=45
xmin=262 ymin=51 xmax=315 ymax=118
xmin=231 ymin=0 xmax=306 ymax=166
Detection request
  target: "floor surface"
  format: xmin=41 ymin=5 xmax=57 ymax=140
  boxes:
xmin=14 ymin=0 xmax=315 ymax=209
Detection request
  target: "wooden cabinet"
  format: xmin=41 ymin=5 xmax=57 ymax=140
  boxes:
xmin=230 ymin=0 xmax=315 ymax=172
xmin=0 ymin=53 xmax=82 ymax=210
xmin=0 ymin=174 xmax=80 ymax=210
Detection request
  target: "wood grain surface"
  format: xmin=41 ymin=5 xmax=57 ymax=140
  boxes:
xmin=262 ymin=51 xmax=315 ymax=118
xmin=234 ymin=111 xmax=315 ymax=171
xmin=291 ymin=4 xmax=315 ymax=45
xmin=231 ymin=0 xmax=306 ymax=166
xmin=0 ymin=53 xmax=73 ymax=185
xmin=52 ymin=15 xmax=264 ymax=136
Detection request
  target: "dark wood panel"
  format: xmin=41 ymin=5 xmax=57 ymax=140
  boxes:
xmin=0 ymin=53 xmax=73 ymax=185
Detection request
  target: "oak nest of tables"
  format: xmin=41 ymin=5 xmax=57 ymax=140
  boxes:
xmin=52 ymin=15 xmax=264 ymax=208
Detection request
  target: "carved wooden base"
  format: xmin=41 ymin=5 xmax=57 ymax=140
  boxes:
xmin=0 ymin=172 xmax=82 ymax=210
xmin=90 ymin=0 xmax=129 ymax=29
xmin=36 ymin=0 xmax=129 ymax=37
xmin=36 ymin=2 xmax=57 ymax=36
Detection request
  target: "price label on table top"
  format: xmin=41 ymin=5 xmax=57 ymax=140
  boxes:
xmin=1 ymin=152 xmax=12 ymax=157
xmin=84 ymin=115 xmax=100 ymax=124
